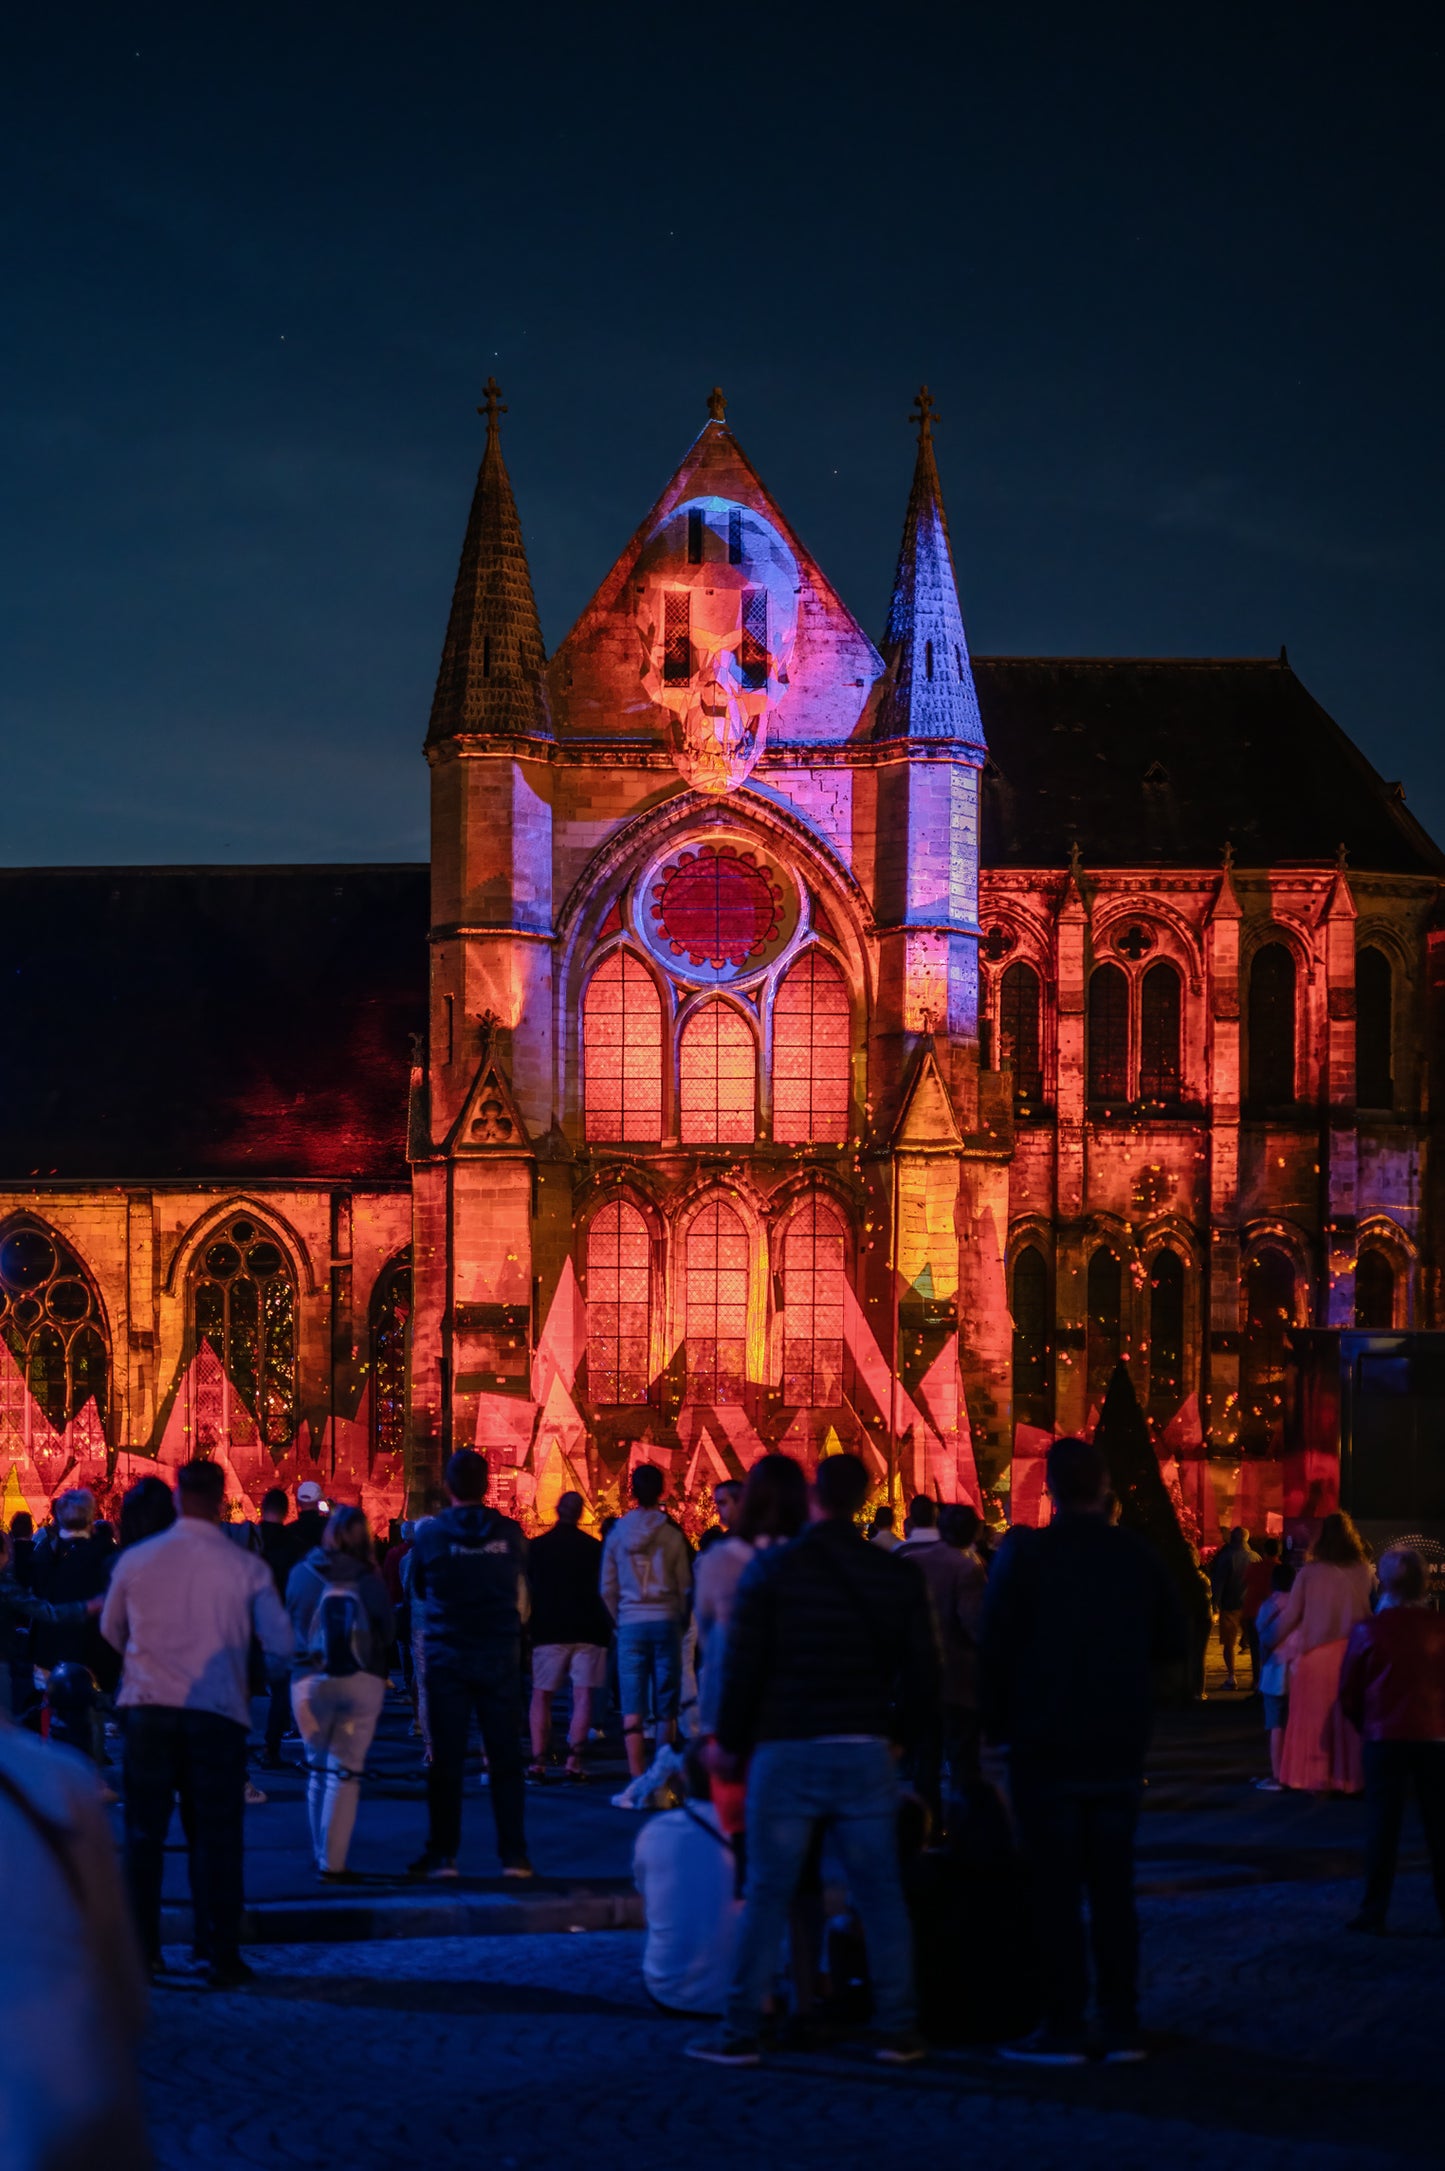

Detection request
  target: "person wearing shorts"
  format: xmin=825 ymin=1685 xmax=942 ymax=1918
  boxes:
xmin=527 ymin=1492 xmax=612 ymax=1781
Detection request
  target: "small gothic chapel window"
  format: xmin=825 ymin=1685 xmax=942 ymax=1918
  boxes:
xmin=739 ymin=588 xmax=768 ymax=692
xmin=680 ymin=1000 xmax=756 ymax=1145
xmin=0 ymin=1220 xmax=108 ymax=1433
xmin=586 ymin=1199 xmax=652 ymax=1406
xmin=663 ymin=591 xmax=691 ymax=683
xmin=781 ymin=1198 xmax=847 ymax=1405
xmin=193 ymin=1217 xmax=297 ymax=1447
xmin=999 ymin=961 xmax=1043 ymax=1106
xmin=370 ymin=1252 xmax=411 ymax=1460
xmin=684 ymin=1199 xmax=750 ymax=1403
xmin=1354 ymin=1247 xmax=1395 ymax=1330
xmin=1148 ymin=1249 xmax=1185 ymax=1416
xmin=1247 ymin=943 xmax=1296 ymax=1105
xmin=584 ymin=952 xmax=664 ymax=1143
xmin=1355 ymin=947 xmax=1394 ymax=1110
xmin=1087 ymin=964 xmax=1129 ymax=1102
xmin=772 ymin=950 xmax=850 ymax=1144
xmin=1138 ymin=961 xmax=1182 ymax=1105
xmin=1086 ymin=1245 xmax=1123 ymax=1406
xmin=1010 ymin=1243 xmax=1052 ymax=1425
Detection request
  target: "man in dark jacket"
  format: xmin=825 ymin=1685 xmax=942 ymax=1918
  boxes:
xmin=255 ymin=1488 xmax=298 ymax=1769
xmin=526 ymin=1491 xmax=611 ymax=1780
xmin=686 ymin=1453 xmax=939 ymax=2068
xmin=407 ymin=1449 xmax=532 ymax=1879
xmin=980 ymin=1435 xmax=1185 ymax=2066
xmin=1339 ymin=1546 xmax=1445 ymax=1934
xmin=29 ymin=1490 xmax=118 ymax=1694
xmin=1206 ymin=1525 xmax=1260 ymax=1690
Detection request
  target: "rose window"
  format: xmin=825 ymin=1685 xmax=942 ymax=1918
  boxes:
xmin=649 ymin=845 xmax=784 ymax=970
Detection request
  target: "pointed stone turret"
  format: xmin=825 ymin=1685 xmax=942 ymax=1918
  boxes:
xmin=427 ymin=379 xmax=550 ymax=744
xmin=875 ymin=388 xmax=985 ymax=747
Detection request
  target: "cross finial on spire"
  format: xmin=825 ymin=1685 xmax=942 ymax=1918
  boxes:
xmin=910 ymin=385 xmax=938 ymax=441
xmin=706 ymin=386 xmax=727 ymax=422
xmin=478 ymin=376 xmax=507 ymax=434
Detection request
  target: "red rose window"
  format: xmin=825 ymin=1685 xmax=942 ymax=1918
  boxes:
xmin=649 ymin=845 xmax=784 ymax=970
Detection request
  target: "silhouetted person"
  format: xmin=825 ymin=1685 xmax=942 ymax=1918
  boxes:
xmin=1340 ymin=1547 xmax=1445 ymax=1934
xmin=255 ymin=1486 xmax=297 ymax=1768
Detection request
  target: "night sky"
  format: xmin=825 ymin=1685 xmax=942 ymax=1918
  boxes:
xmin=6 ymin=2 xmax=1442 ymax=866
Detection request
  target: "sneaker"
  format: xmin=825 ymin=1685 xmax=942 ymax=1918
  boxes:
xmin=501 ymin=1860 xmax=536 ymax=1880
xmin=875 ymin=2031 xmax=927 ymax=2066
xmin=205 ymin=1956 xmax=257 ymax=1991
xmin=997 ymin=2028 xmax=1089 ymax=2068
xmin=1222 ymin=1675 xmax=1238 ymax=1692
xmin=243 ymin=1781 xmax=268 ymax=1806
xmin=685 ymin=2029 xmax=762 ymax=2067
xmin=1100 ymin=2028 xmax=1149 ymax=2064
xmin=407 ymin=1850 xmax=459 ymax=1880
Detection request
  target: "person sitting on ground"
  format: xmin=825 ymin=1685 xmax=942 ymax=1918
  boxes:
xmin=286 ymin=1505 xmax=395 ymax=1882
xmin=601 ymin=1464 xmax=693 ymax=1781
xmin=633 ymin=1742 xmax=744 ymax=2014
xmin=1272 ymin=1511 xmax=1375 ymax=1795
xmin=868 ymin=1505 xmax=900 ymax=1552
xmin=526 ymin=1491 xmax=611 ymax=1783
xmin=979 ymin=1434 xmax=1186 ymax=2067
xmin=898 ymin=1502 xmax=987 ymax=1825
xmin=1253 ymin=1558 xmax=1298 ymax=1790
xmin=696 ymin=1479 xmax=744 ymax=1555
xmin=1339 ymin=1547 xmax=1445 ymax=1934
xmin=1207 ymin=1526 xmax=1261 ymax=1691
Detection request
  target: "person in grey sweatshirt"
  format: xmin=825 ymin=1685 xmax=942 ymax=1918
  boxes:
xmin=285 ymin=1507 xmax=395 ymax=1880
xmin=601 ymin=1464 xmax=693 ymax=1778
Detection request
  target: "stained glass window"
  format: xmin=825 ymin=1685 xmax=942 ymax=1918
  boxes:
xmin=649 ymin=845 xmax=784 ymax=970
xmin=680 ymin=1001 xmax=756 ymax=1144
xmin=193 ymin=1217 xmax=297 ymax=1447
xmin=1087 ymin=965 xmax=1129 ymax=1102
xmin=584 ymin=951 xmax=664 ymax=1143
xmin=1011 ymin=1244 xmax=1051 ymax=1426
xmin=1148 ymin=1249 xmax=1185 ymax=1416
xmin=586 ymin=1199 xmax=652 ymax=1406
xmin=773 ymin=950 xmax=850 ymax=1143
xmin=781 ymin=1198 xmax=847 ymax=1404
xmin=1247 ymin=943 xmax=1296 ymax=1106
xmin=371 ymin=1251 xmax=411 ymax=1459
xmin=663 ymin=591 xmax=691 ymax=682
xmin=1356 ymin=947 xmax=1393 ymax=1110
xmin=1138 ymin=961 xmax=1182 ymax=1106
xmin=684 ymin=1200 xmax=749 ymax=1403
xmin=1086 ymin=1245 xmax=1122 ymax=1405
xmin=740 ymin=588 xmax=768 ymax=692
xmin=0 ymin=1221 xmax=108 ymax=1432
xmin=999 ymin=961 xmax=1043 ymax=1106
xmin=1354 ymin=1247 xmax=1395 ymax=1330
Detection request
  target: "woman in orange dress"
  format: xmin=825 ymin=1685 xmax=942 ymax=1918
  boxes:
xmin=1272 ymin=1512 xmax=1375 ymax=1793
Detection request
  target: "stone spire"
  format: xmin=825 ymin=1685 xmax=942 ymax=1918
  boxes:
xmin=875 ymin=388 xmax=985 ymax=748
xmin=427 ymin=378 xmax=551 ymax=744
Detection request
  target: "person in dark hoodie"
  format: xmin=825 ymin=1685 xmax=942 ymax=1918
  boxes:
xmin=406 ymin=1449 xmax=533 ymax=1880
xmin=285 ymin=1505 xmax=395 ymax=1881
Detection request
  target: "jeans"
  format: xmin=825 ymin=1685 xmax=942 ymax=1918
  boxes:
xmin=1011 ymin=1766 xmax=1143 ymax=2034
xmin=617 ymin=1618 xmax=683 ymax=1725
xmin=292 ymin=1670 xmax=386 ymax=1871
xmin=725 ymin=1737 xmax=915 ymax=2038
xmin=1360 ymin=1739 xmax=1445 ymax=1925
xmin=424 ymin=1642 xmax=528 ymax=1866
xmin=122 ymin=1705 xmax=249 ymax=1967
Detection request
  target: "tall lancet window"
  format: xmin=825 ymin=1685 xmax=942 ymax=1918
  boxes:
xmin=192 ymin=1216 xmax=297 ymax=1449
xmin=781 ymin=1198 xmax=847 ymax=1405
xmin=772 ymin=951 xmax=850 ymax=1143
xmin=684 ymin=1201 xmax=750 ymax=1404
xmin=586 ymin=1200 xmax=652 ymax=1406
xmin=680 ymin=1001 xmax=755 ymax=1145
xmin=584 ymin=952 xmax=664 ymax=1143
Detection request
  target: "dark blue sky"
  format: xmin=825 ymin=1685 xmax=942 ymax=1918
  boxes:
xmin=6 ymin=2 xmax=1442 ymax=864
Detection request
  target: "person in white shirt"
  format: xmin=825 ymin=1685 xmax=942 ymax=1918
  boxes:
xmin=633 ymin=1746 xmax=743 ymax=2013
xmin=101 ymin=1457 xmax=292 ymax=1987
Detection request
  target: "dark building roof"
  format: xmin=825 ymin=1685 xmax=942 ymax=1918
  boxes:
xmin=974 ymin=656 xmax=1445 ymax=875
xmin=0 ymin=866 xmax=427 ymax=1182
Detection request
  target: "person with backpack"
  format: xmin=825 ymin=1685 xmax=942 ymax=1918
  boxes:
xmin=285 ymin=1506 xmax=395 ymax=1882
xmin=601 ymin=1463 xmax=693 ymax=1780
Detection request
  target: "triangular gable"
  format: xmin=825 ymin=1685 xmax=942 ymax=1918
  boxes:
xmin=894 ymin=1045 xmax=963 ymax=1149
xmin=445 ymin=1037 xmax=532 ymax=1156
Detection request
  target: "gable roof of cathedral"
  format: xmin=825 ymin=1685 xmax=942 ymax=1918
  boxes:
xmin=427 ymin=382 xmax=551 ymax=745
xmin=874 ymin=391 xmax=986 ymax=749
xmin=974 ymin=655 xmax=1444 ymax=874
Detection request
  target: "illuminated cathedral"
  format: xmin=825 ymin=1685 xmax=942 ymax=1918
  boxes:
xmin=2 ymin=384 xmax=1439 ymax=1538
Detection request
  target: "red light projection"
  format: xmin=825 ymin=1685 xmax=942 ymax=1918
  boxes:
xmin=782 ymin=1198 xmax=847 ymax=1404
xmin=684 ymin=1199 xmax=749 ymax=1402
xmin=772 ymin=949 xmax=850 ymax=1143
xmin=586 ymin=1199 xmax=651 ymax=1405
xmin=584 ymin=951 xmax=663 ymax=1142
xmin=680 ymin=1001 xmax=756 ymax=1144
xmin=650 ymin=845 xmax=783 ymax=970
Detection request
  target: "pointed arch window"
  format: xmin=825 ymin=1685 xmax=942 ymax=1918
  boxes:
xmin=1010 ymin=1243 xmax=1052 ymax=1426
xmin=1356 ymin=947 xmax=1393 ymax=1110
xmin=584 ymin=951 xmax=664 ymax=1143
xmin=781 ymin=1198 xmax=848 ymax=1405
xmin=1240 ymin=1246 xmax=1296 ymax=1451
xmin=684 ymin=1200 xmax=750 ymax=1403
xmin=999 ymin=961 xmax=1043 ymax=1106
xmin=192 ymin=1216 xmax=297 ymax=1450
xmin=1247 ymin=944 xmax=1296 ymax=1106
xmin=370 ymin=1252 xmax=411 ymax=1460
xmin=0 ymin=1221 xmax=108 ymax=1438
xmin=1355 ymin=1247 xmax=1395 ymax=1330
xmin=1087 ymin=965 xmax=1129 ymax=1102
xmin=1138 ymin=961 xmax=1182 ymax=1106
xmin=586 ymin=1200 xmax=652 ymax=1406
xmin=680 ymin=1001 xmax=756 ymax=1145
xmin=1086 ymin=1245 xmax=1123 ymax=1406
xmin=1147 ymin=1249 xmax=1185 ymax=1417
xmin=773 ymin=950 xmax=850 ymax=1144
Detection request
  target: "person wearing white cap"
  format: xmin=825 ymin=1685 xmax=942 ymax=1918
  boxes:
xmin=293 ymin=1481 xmax=328 ymax=1557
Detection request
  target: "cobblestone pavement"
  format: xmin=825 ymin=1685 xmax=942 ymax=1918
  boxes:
xmin=144 ymin=1870 xmax=1443 ymax=2171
